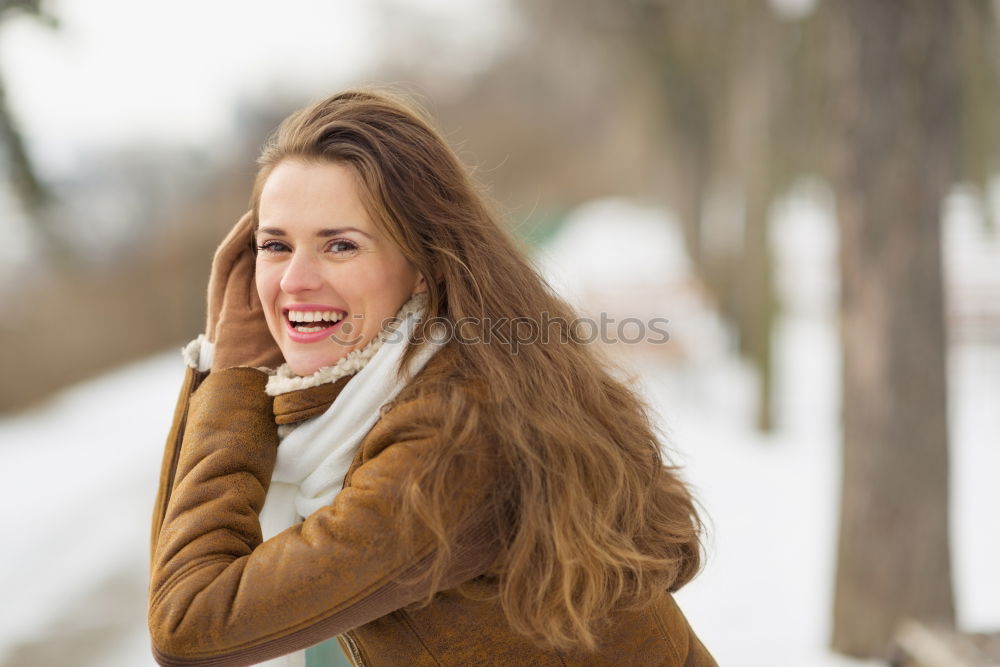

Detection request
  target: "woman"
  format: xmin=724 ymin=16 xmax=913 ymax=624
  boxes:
xmin=148 ymin=89 xmax=716 ymax=666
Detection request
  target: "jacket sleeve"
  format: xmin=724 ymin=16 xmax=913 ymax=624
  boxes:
xmin=147 ymin=367 xmax=497 ymax=667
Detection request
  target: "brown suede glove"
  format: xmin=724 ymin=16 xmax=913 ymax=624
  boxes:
xmin=206 ymin=211 xmax=284 ymax=371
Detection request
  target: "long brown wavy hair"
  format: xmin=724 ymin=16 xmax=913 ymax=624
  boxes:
xmin=250 ymin=88 xmax=705 ymax=651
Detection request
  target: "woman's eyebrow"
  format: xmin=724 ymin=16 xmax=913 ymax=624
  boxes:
xmin=256 ymin=226 xmax=372 ymax=239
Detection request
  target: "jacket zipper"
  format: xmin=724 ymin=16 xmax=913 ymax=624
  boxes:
xmin=343 ymin=632 xmax=366 ymax=667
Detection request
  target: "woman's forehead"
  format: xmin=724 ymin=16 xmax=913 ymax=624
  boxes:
xmin=257 ymin=160 xmax=375 ymax=235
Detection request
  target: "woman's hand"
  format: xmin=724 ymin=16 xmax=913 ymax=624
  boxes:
xmin=206 ymin=211 xmax=284 ymax=371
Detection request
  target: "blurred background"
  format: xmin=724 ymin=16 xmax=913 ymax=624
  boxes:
xmin=1 ymin=0 xmax=998 ymax=665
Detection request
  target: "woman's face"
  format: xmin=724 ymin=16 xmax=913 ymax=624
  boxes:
xmin=255 ymin=159 xmax=425 ymax=376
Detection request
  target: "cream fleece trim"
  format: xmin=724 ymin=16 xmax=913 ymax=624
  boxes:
xmin=181 ymin=334 xmax=216 ymax=372
xmin=181 ymin=335 xmax=205 ymax=370
xmin=265 ymin=293 xmax=428 ymax=396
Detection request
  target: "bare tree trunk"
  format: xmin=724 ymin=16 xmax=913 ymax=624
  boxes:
xmin=828 ymin=0 xmax=958 ymax=658
xmin=741 ymin=183 xmax=776 ymax=432
xmin=669 ymin=139 xmax=708 ymax=269
xmin=729 ymin=6 xmax=778 ymax=432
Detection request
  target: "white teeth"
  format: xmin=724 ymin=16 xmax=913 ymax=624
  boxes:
xmin=286 ymin=309 xmax=344 ymax=325
xmin=295 ymin=325 xmax=325 ymax=333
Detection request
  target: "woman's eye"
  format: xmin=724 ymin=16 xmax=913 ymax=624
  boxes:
xmin=328 ymin=239 xmax=359 ymax=254
xmin=257 ymin=240 xmax=290 ymax=254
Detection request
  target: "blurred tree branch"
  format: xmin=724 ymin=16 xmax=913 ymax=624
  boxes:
xmin=0 ymin=70 xmax=48 ymax=211
xmin=0 ymin=0 xmax=68 ymax=264
xmin=0 ymin=0 xmax=57 ymax=25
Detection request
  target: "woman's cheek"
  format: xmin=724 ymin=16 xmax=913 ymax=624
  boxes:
xmin=255 ymin=263 xmax=281 ymax=337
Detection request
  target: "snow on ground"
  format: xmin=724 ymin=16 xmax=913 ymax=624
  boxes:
xmin=0 ymin=352 xmax=183 ymax=667
xmin=1 ymin=191 xmax=997 ymax=666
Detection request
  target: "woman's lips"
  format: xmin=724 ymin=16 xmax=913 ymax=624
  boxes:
xmin=284 ymin=316 xmax=345 ymax=343
xmin=282 ymin=305 xmax=348 ymax=344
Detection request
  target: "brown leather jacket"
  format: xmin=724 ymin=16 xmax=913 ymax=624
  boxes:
xmin=148 ymin=364 xmax=717 ymax=666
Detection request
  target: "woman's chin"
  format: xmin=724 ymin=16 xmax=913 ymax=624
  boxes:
xmin=284 ymin=350 xmax=349 ymax=377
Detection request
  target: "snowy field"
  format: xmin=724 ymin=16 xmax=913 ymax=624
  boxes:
xmin=1 ymin=193 xmax=998 ymax=666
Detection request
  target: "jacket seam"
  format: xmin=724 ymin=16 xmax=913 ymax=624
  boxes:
xmin=398 ymin=610 xmax=443 ymax=666
xmin=652 ymin=603 xmax=683 ymax=664
xmin=153 ymin=369 xmax=205 ymax=550
xmin=275 ymin=406 xmax=326 ymax=423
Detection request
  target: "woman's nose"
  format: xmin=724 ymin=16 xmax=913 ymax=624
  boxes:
xmin=279 ymin=251 xmax=323 ymax=294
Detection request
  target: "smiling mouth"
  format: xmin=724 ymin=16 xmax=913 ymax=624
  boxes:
xmin=284 ymin=308 xmax=346 ymax=333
